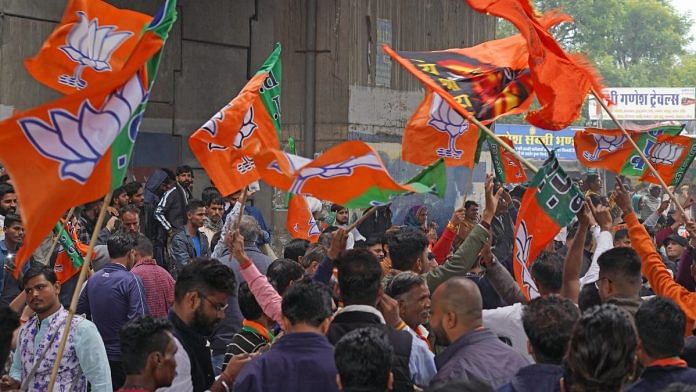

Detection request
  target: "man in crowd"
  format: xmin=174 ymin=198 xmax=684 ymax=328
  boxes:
xmin=428 ymin=277 xmax=530 ymax=388
xmin=334 ymin=328 xmax=393 ymax=392
xmin=498 ymin=295 xmax=580 ymax=392
xmin=77 ymin=232 xmax=149 ymax=389
xmin=77 ymin=199 xmax=103 ymax=244
xmin=155 ymin=167 xmax=190 ymax=237
xmin=176 ymin=165 xmax=194 ymax=200
xmin=331 ymin=203 xmax=364 ymax=249
xmin=2 ymin=265 xmax=111 ymax=391
xmin=162 ymin=258 xmax=237 ymax=392
xmin=613 ymin=228 xmax=631 ymax=248
xmin=283 ymin=238 xmax=310 ymax=263
xmin=0 ymin=213 xmax=28 ymax=307
xmin=355 ymin=235 xmax=386 ymax=261
xmin=584 ymin=173 xmax=602 ymax=198
xmin=98 ymin=204 xmax=141 ymax=245
xmin=201 ymin=196 xmax=225 ymax=248
xmin=596 ymin=247 xmax=643 ymax=316
xmin=233 ymin=280 xmax=338 ymax=392
xmin=327 ymin=248 xmax=436 ymax=390
xmin=124 ymin=181 xmax=154 ymax=239
xmin=143 ymin=169 xmax=176 ymax=264
xmin=385 ymin=272 xmax=432 ymax=350
xmin=131 ymin=235 xmax=175 ymax=318
xmin=490 ymin=185 xmax=516 ymax=264
xmin=0 ymin=183 xmax=17 ymax=241
xmin=111 ymin=186 xmax=131 ymax=215
xmin=118 ymin=316 xmax=177 ymax=392
xmin=453 ymin=200 xmax=479 ymax=248
xmin=628 ymin=297 xmax=696 ymax=390
xmin=639 ymin=184 xmax=662 ymax=221
xmin=222 ymin=282 xmax=275 ymax=362
xmin=170 ymin=200 xmax=210 ymax=274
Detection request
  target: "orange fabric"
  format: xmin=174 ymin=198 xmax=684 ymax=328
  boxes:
xmin=625 ymin=211 xmax=694 ymax=335
xmin=54 ymin=220 xmax=89 ymax=284
xmin=25 ymin=0 xmax=151 ymax=95
xmin=0 ymin=28 xmax=164 ymax=273
xmin=255 ymin=141 xmax=413 ymax=207
xmin=497 ymin=136 xmax=528 ymax=183
xmin=647 ymin=357 xmax=688 ymax=368
xmin=287 ymin=194 xmax=321 ymax=243
xmin=402 ymin=90 xmax=481 ymax=167
xmin=188 ymin=73 xmax=280 ymax=196
xmin=466 ymin=0 xmax=605 ymax=130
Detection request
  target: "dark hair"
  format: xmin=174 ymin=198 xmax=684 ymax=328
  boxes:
xmin=0 ymin=175 xmax=9 ymax=185
xmin=334 ymin=327 xmax=393 ymax=392
xmin=0 ymin=305 xmax=19 ymax=371
xmin=3 ymin=213 xmax=22 ymax=229
xmin=464 ymin=201 xmax=479 ymax=209
xmin=119 ymin=204 xmax=140 ymax=217
xmin=176 ymin=165 xmax=193 ymax=176
xmin=174 ymin=258 xmax=236 ymax=301
xmin=134 ymin=235 xmax=154 ymax=257
xmin=267 ymin=258 xmax=304 ymax=296
xmin=585 ymin=174 xmax=599 ymax=184
xmin=597 ymin=247 xmax=642 ymax=283
xmin=112 ymin=186 xmax=127 ymax=200
xmin=530 ymin=252 xmax=564 ymax=294
xmin=186 ymin=199 xmax=205 ymax=214
xmin=22 ymin=264 xmax=57 ymax=287
xmin=107 ymin=231 xmax=138 ymax=259
xmin=522 ymin=295 xmax=579 ymax=364
xmin=613 ymin=229 xmax=629 ymax=242
xmin=388 ymin=228 xmax=428 ymax=271
xmin=635 ymin=297 xmax=686 ymax=358
xmin=120 ymin=316 xmax=173 ymax=375
xmin=123 ymin=182 xmax=143 ymax=198
xmin=425 ymin=380 xmax=495 ymax=392
xmin=336 ymin=249 xmax=382 ymax=305
xmin=0 ymin=183 xmax=15 ymax=198
xmin=201 ymin=187 xmax=221 ymax=205
xmin=330 ymin=204 xmax=346 ymax=213
xmin=281 ymin=280 xmax=332 ymax=327
xmin=283 ymin=239 xmax=310 ymax=262
xmin=161 ymin=168 xmax=177 ymax=184
xmin=564 ymin=304 xmax=637 ymax=392
xmin=363 ymin=235 xmax=383 ymax=248
xmin=206 ymin=196 xmax=225 ymax=208
xmin=578 ymin=283 xmax=602 ymax=313
xmin=301 ymin=244 xmax=327 ymax=269
xmin=385 ymin=271 xmax=425 ymax=298
xmin=238 ymin=282 xmax=263 ymax=321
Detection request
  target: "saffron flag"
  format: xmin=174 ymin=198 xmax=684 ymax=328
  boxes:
xmin=53 ymin=220 xmax=89 ymax=284
xmin=189 ymin=44 xmax=282 ymax=197
xmin=513 ymin=152 xmax=583 ymax=300
xmin=465 ymin=0 xmax=606 ymax=130
xmin=255 ymin=141 xmax=445 ymax=208
xmin=25 ymin=0 xmax=152 ymax=94
xmin=287 ymin=194 xmax=321 ymax=243
xmin=574 ymin=125 xmax=695 ymax=187
xmin=0 ymin=0 xmax=177 ymax=274
xmin=487 ymin=136 xmax=528 ymax=184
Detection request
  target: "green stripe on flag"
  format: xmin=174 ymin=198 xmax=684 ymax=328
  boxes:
xmin=54 ymin=222 xmax=83 ymax=269
xmin=257 ymin=43 xmax=283 ymax=137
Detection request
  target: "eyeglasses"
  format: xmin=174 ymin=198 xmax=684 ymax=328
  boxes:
xmin=198 ymin=292 xmax=229 ymax=313
xmin=594 ymin=277 xmax=611 ymax=290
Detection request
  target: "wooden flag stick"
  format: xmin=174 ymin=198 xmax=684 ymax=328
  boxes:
xmin=48 ymin=192 xmax=112 ymax=391
xmin=346 ymin=206 xmax=381 ymax=233
xmin=233 ymin=186 xmax=249 ymax=231
xmin=42 ymin=207 xmax=76 ymax=265
xmin=590 ymin=89 xmax=687 ymax=218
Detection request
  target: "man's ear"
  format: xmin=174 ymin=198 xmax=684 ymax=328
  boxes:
xmin=54 ymin=282 xmax=61 ymax=295
xmin=445 ymin=311 xmax=457 ymax=330
xmin=319 ymin=316 xmax=332 ymax=334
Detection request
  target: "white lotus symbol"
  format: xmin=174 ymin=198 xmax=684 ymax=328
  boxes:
xmin=289 ymin=154 xmax=382 ymax=195
xmin=58 ymin=12 xmax=134 ymax=90
xmin=583 ymin=134 xmax=627 ymax=161
xmin=649 ymin=142 xmax=684 ymax=165
xmin=233 ymin=107 xmax=258 ymax=149
xmin=18 ymin=73 xmax=147 ymax=183
xmin=428 ymin=93 xmax=469 ymax=159
xmin=514 ymin=220 xmax=539 ymax=299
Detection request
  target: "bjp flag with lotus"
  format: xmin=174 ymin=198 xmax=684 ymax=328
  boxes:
xmin=189 ymin=44 xmax=282 ymax=197
xmin=0 ymin=0 xmax=177 ymax=274
xmin=487 ymin=136 xmax=528 ymax=184
xmin=287 ymin=194 xmax=321 ymax=243
xmin=25 ymin=0 xmax=153 ymax=94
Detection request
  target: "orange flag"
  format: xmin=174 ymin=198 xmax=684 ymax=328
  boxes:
xmin=255 ymin=141 xmax=417 ymax=208
xmin=488 ymin=136 xmax=528 ymax=184
xmin=287 ymin=194 xmax=321 ymax=243
xmin=25 ymin=0 xmax=152 ymax=94
xmin=465 ymin=0 xmax=605 ymax=130
xmin=402 ymin=91 xmax=483 ymax=167
xmin=189 ymin=44 xmax=282 ymax=197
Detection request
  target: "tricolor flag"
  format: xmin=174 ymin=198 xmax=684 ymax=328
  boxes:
xmin=255 ymin=141 xmax=446 ymax=208
xmin=53 ymin=220 xmax=89 ymax=284
xmin=487 ymin=136 xmax=528 ymax=184
xmin=574 ymin=125 xmax=695 ymax=187
xmin=465 ymin=0 xmax=606 ymax=130
xmin=287 ymin=194 xmax=321 ymax=243
xmin=25 ymin=0 xmax=153 ymax=94
xmin=513 ymin=152 xmax=583 ymax=300
xmin=0 ymin=0 xmax=177 ymax=273
xmin=189 ymin=44 xmax=282 ymax=196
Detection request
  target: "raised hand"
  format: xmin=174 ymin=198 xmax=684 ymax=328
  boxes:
xmin=482 ymin=174 xmax=504 ymax=224
xmin=327 ymin=228 xmax=348 ymax=260
xmin=449 ymin=208 xmax=466 ymax=226
xmin=614 ymin=179 xmax=633 ymax=216
xmin=588 ymin=197 xmax=613 ymax=232
xmin=577 ymin=202 xmax=593 ymax=228
xmin=225 ymin=230 xmax=249 ymax=265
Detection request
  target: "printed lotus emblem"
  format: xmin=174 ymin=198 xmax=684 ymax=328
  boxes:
xmin=289 ymin=154 xmax=383 ymax=195
xmin=233 ymin=107 xmax=258 ymax=149
xmin=649 ymin=142 xmax=684 ymax=165
xmin=514 ymin=220 xmax=540 ymax=299
xmin=583 ymin=134 xmax=627 ymax=161
xmin=59 ymin=12 xmax=134 ymax=89
xmin=18 ymin=74 xmax=147 ymax=184
xmin=428 ymin=93 xmax=469 ymax=159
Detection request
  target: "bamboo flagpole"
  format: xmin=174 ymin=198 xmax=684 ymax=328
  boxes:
xmin=42 ymin=207 xmax=76 ymax=265
xmin=233 ymin=186 xmax=249 ymax=230
xmin=346 ymin=206 xmax=380 ymax=233
xmin=590 ymin=90 xmax=688 ymax=218
xmin=48 ymin=192 xmax=112 ymax=390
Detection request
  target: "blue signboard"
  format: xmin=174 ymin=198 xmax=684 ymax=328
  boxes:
xmin=493 ymin=124 xmax=578 ymax=161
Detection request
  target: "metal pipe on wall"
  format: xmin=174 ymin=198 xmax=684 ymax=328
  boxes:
xmin=304 ymin=0 xmax=317 ymax=157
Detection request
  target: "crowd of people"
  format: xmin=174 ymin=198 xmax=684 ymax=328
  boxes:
xmin=2 ymin=166 xmax=696 ymax=391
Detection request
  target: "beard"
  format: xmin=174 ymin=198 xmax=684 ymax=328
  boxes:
xmin=191 ymin=304 xmax=219 ymax=336
xmin=431 ymin=322 xmax=450 ymax=346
